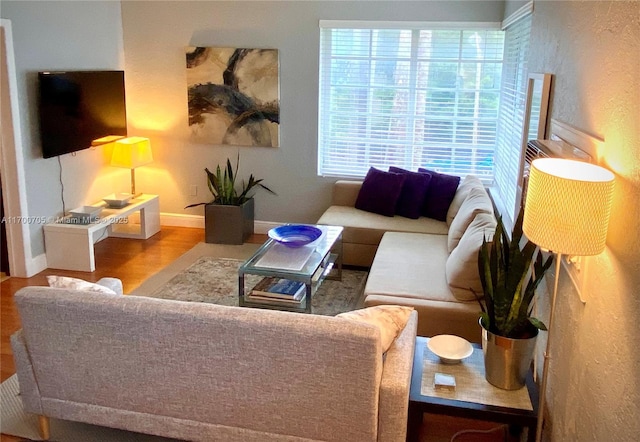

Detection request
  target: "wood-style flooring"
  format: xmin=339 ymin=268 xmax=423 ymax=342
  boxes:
xmin=0 ymin=226 xmax=513 ymax=442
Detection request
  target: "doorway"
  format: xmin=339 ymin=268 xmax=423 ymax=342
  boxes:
xmin=1 ymin=174 xmax=8 ymax=277
xmin=1 ymin=19 xmax=32 ymax=277
xmin=1 ymin=175 xmax=9 ymax=276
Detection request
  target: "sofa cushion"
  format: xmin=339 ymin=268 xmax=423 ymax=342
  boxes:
xmin=96 ymin=277 xmax=124 ymax=295
xmin=418 ymin=168 xmax=461 ymax=221
xmin=338 ymin=305 xmax=414 ymax=352
xmin=364 ymin=232 xmax=455 ymax=303
xmin=46 ymin=275 xmax=118 ymax=295
xmin=388 ymin=167 xmax=432 ymax=219
xmin=355 ymin=167 xmax=406 ymax=217
xmin=447 ymin=186 xmax=494 ymax=252
xmin=446 ymin=175 xmax=485 ymax=226
xmin=318 ymin=205 xmax=449 ymax=246
xmin=364 ymin=295 xmax=482 ymax=342
xmin=446 ymin=212 xmax=497 ymax=301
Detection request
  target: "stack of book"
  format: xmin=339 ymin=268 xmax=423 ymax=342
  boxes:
xmin=248 ymin=277 xmax=306 ymax=304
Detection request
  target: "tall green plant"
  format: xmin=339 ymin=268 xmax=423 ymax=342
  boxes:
xmin=476 ymin=207 xmax=554 ymax=338
xmin=185 ymin=153 xmax=275 ymax=207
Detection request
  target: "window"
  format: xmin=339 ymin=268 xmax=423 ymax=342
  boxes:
xmin=318 ymin=22 xmax=505 ymax=182
xmin=490 ymin=10 xmax=533 ymax=228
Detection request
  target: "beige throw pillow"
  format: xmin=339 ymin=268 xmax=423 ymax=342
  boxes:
xmin=47 ymin=275 xmax=118 ymax=295
xmin=446 ymin=213 xmax=496 ymax=301
xmin=447 ymin=187 xmax=494 ymax=252
xmin=338 ymin=305 xmax=414 ymax=352
xmin=446 ymin=175 xmax=484 ymax=226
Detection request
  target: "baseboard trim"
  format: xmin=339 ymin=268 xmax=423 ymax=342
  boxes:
xmin=26 ymin=253 xmax=47 ymax=277
xmin=160 ymin=212 xmax=204 ymax=228
xmin=159 ymin=213 xmax=283 ymax=234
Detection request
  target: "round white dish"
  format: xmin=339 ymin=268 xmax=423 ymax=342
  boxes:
xmin=427 ymin=335 xmax=473 ymax=364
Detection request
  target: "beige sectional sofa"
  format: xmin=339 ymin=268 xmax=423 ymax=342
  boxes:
xmin=318 ymin=176 xmax=496 ymax=342
xmin=11 ymin=286 xmax=417 ymax=442
xmin=318 ymin=180 xmax=449 ymax=267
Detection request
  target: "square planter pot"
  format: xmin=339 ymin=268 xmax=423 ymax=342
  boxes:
xmin=204 ymin=199 xmax=254 ymax=245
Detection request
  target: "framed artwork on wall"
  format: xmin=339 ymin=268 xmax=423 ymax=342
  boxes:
xmin=186 ymin=47 xmax=280 ymax=147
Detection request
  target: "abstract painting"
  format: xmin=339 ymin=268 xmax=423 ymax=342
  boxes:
xmin=186 ymin=47 xmax=280 ymax=147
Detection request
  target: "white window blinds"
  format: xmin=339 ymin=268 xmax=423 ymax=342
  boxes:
xmin=318 ymin=23 xmax=505 ymax=182
xmin=491 ymin=12 xmax=532 ymax=227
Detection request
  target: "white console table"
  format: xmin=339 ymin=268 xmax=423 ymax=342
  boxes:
xmin=44 ymin=194 xmax=160 ymax=272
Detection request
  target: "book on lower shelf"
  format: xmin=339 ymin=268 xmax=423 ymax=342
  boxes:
xmin=247 ymin=293 xmax=305 ymax=304
xmin=248 ymin=277 xmax=306 ymax=302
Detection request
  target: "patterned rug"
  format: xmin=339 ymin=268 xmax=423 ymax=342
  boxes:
xmin=143 ymin=256 xmax=368 ymax=316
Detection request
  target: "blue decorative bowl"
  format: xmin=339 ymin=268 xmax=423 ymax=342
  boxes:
xmin=268 ymin=225 xmax=323 ymax=247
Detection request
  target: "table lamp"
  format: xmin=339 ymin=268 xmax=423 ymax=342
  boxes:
xmin=523 ymin=158 xmax=615 ymax=442
xmin=111 ymin=137 xmax=153 ymax=197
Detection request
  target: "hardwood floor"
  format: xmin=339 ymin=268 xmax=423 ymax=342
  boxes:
xmin=0 ymin=226 xmax=513 ymax=442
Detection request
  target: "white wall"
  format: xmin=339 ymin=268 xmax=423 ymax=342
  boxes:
xmin=1 ymin=1 xmax=125 ymax=257
xmin=523 ymin=1 xmax=640 ymax=440
xmin=119 ymin=1 xmax=504 ymax=224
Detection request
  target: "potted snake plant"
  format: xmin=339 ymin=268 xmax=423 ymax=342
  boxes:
xmin=475 ymin=207 xmax=553 ymax=389
xmin=185 ymin=153 xmax=275 ymax=244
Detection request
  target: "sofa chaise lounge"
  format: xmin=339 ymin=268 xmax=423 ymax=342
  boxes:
xmin=319 ymin=176 xmax=496 ymax=342
xmin=11 ymin=285 xmax=418 ymax=442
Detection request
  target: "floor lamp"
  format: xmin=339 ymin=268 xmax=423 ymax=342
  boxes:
xmin=523 ymin=158 xmax=615 ymax=442
xmin=111 ymin=137 xmax=153 ymax=197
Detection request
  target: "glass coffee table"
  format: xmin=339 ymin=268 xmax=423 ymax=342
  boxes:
xmin=238 ymin=225 xmax=343 ymax=313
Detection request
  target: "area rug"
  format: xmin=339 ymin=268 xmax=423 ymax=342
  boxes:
xmin=139 ymin=256 xmax=368 ymax=316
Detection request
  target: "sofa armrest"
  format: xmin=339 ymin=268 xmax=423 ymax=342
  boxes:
xmin=10 ymin=330 xmax=44 ymax=414
xmin=332 ymin=180 xmax=363 ymax=207
xmin=377 ymin=310 xmax=418 ymax=442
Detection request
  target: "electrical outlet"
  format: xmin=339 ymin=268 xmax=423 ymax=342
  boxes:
xmin=189 ymin=185 xmax=197 ymax=196
xmin=561 ymin=254 xmax=588 ymax=303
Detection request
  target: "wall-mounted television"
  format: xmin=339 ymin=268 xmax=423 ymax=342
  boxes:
xmin=38 ymin=70 xmax=127 ymax=158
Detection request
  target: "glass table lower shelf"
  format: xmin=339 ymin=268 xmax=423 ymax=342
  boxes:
xmin=238 ymin=225 xmax=343 ymax=313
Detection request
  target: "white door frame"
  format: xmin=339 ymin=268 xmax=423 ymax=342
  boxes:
xmin=1 ymin=19 xmax=34 ymax=277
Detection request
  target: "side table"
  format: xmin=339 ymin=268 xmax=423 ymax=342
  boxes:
xmin=44 ymin=194 xmax=160 ymax=272
xmin=407 ymin=336 xmax=539 ymax=442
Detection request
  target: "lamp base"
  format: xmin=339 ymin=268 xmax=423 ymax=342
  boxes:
xmin=130 ymin=169 xmax=143 ymax=198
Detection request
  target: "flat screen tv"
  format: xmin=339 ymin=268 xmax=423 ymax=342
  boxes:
xmin=38 ymin=70 xmax=127 ymax=158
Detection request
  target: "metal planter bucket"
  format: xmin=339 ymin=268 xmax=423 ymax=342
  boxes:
xmin=480 ymin=319 xmax=538 ymax=390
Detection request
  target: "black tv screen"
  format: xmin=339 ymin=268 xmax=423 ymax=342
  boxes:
xmin=38 ymin=70 xmax=127 ymax=158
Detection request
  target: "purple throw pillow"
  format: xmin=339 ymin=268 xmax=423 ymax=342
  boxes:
xmin=388 ymin=166 xmax=433 ymax=219
xmin=355 ymin=167 xmax=406 ymax=217
xmin=418 ymin=168 xmax=461 ymax=221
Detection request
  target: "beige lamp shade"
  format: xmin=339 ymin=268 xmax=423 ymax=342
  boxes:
xmin=111 ymin=137 xmax=153 ymax=169
xmin=523 ymin=158 xmax=615 ymax=256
